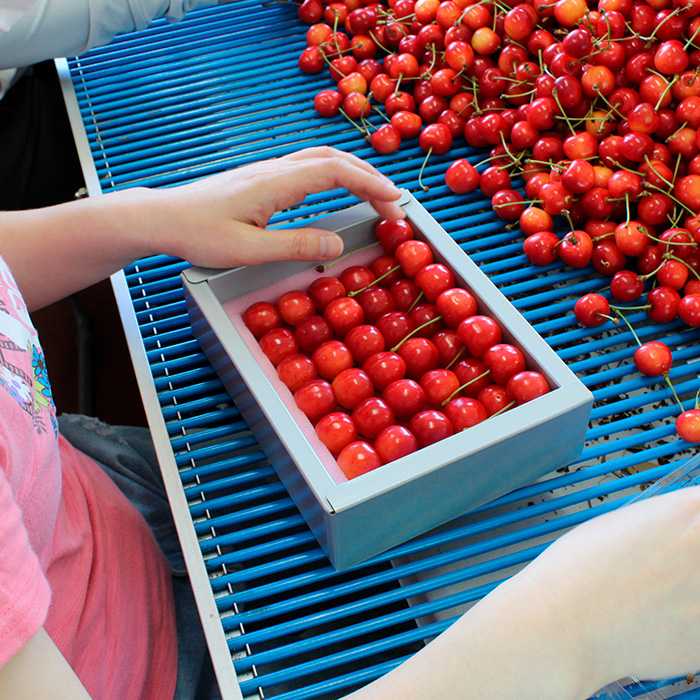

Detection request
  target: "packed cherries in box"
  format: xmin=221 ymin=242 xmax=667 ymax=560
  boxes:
xmin=183 ymin=192 xmax=592 ymax=570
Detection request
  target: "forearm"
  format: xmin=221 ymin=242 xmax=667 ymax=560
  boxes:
xmin=0 ymin=188 xmax=159 ymax=310
xmin=350 ymin=573 xmax=596 ymax=700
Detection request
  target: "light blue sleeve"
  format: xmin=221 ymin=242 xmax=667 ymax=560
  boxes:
xmin=0 ymin=0 xmax=218 ymax=69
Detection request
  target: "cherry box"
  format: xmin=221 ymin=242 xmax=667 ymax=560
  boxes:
xmin=182 ymin=191 xmax=593 ymax=570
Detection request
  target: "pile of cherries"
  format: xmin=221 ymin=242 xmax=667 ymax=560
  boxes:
xmin=295 ymin=0 xmax=700 ymax=444
xmin=243 ymin=218 xmax=550 ymax=479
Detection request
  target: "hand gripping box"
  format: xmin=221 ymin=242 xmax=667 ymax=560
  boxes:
xmin=182 ymin=191 xmax=593 ymax=571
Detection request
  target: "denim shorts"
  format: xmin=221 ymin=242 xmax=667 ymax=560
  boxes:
xmin=58 ymin=414 xmax=222 ymax=700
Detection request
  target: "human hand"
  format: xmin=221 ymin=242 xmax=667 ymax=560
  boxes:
xmin=143 ymin=146 xmax=405 ymax=269
xmin=514 ymin=485 xmax=700 ymax=694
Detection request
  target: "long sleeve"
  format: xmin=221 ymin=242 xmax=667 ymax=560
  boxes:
xmin=0 ymin=0 xmax=217 ymax=70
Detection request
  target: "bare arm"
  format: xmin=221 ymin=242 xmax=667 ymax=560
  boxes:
xmin=0 ymin=628 xmax=92 ymax=700
xmin=0 ymin=147 xmax=404 ymax=311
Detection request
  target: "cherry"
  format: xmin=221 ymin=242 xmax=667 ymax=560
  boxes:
xmin=592 ymin=240 xmax=626 ymax=278
xmin=352 ymin=397 xmax=395 ymax=439
xmin=337 ymin=441 xmax=382 ymax=478
xmin=277 ymin=289 xmax=316 ymax=327
xmin=445 ymin=159 xmax=480 ymax=193
xmin=477 ymin=384 xmax=512 ymax=416
xmin=294 ymin=378 xmax=337 ymax=423
xmin=382 ymin=378 xmax=427 ymax=421
xmin=679 ymin=293 xmax=700 ymax=326
xmin=376 ymin=311 xmax=416 ymax=348
xmin=370 ymin=124 xmax=402 ymax=154
xmin=308 ymin=277 xmax=346 ymax=312
xmin=457 ymin=315 xmax=502 ymax=358
xmin=395 ymin=240 xmax=434 ymax=277
xmin=559 ymin=230 xmax=593 ymax=269
xmin=647 ymin=286 xmax=681 ymax=323
xmin=312 ymin=340 xmax=354 ymax=380
xmin=505 ymin=371 xmax=550 ymax=403
xmin=483 ymin=343 xmax=527 ymax=385
xmin=454 ymin=357 xmax=492 ymax=398
xmin=243 ymin=301 xmax=282 ymax=339
xmin=363 ymin=350 xmax=407 ymax=391
xmin=332 ymin=367 xmax=374 ymax=410
xmin=295 ymin=315 xmax=334 ymax=354
xmin=397 ymin=337 xmax=440 ymax=379
xmin=676 ymin=409 xmax=700 ymax=443
xmin=409 ymin=410 xmax=454 ymax=447
xmin=610 ymin=270 xmax=644 ymax=302
xmin=523 ymin=231 xmax=560 ymax=266
xmin=633 ymin=341 xmax=673 ymax=376
xmin=391 ymin=278 xmax=422 ymax=312
xmin=343 ymin=324 xmax=386 ymax=363
xmin=356 ymin=287 xmax=396 ymax=323
xmin=443 ymin=396 xmax=488 ymax=431
xmin=414 ymin=263 xmax=455 ymax=302
xmin=277 ymin=353 xmax=318 ymax=392
xmin=259 ymin=327 xmax=300 ymax=367
xmin=574 ymin=293 xmax=611 ymax=327
xmin=420 ymin=368 xmax=461 ymax=408
xmin=375 ymin=219 xmax=415 ymax=254
xmin=324 ymin=296 xmax=365 ymax=337
xmin=316 ymin=412 xmax=358 ymax=454
xmin=374 ymin=425 xmax=419 ymax=463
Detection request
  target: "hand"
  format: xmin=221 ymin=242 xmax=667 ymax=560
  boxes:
xmin=516 ymin=485 xmax=700 ymax=692
xmin=145 ymin=146 xmax=405 ymax=269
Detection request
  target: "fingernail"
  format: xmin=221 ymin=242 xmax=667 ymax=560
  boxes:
xmin=320 ymin=234 xmax=344 ymax=259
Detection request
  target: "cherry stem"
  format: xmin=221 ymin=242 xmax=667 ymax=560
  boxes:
xmin=314 ymin=241 xmax=380 ymax=272
xmin=347 ymin=265 xmax=401 ymax=296
xmin=613 ymin=308 xmax=642 ymax=347
xmin=391 ymin=316 xmax=443 ymax=352
xmin=490 ymin=399 xmax=517 ymax=417
xmin=664 ymin=373 xmax=685 ymax=413
xmin=441 ymin=369 xmax=491 ymax=405
xmin=445 ymin=346 xmax=467 ymax=371
xmin=418 ymin=147 xmax=433 ymax=192
xmin=406 ymin=290 xmax=425 ymax=315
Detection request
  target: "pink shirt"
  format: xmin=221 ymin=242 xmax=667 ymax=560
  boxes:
xmin=0 ymin=256 xmax=177 ymax=700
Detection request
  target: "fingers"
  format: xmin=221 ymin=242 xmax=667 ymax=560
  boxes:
xmin=278 ymin=147 xmax=406 ymax=220
xmin=203 ymin=222 xmax=345 ymax=268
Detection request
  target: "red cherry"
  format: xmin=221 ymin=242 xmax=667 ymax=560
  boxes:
xmin=337 ymin=441 xmax=382 ymax=479
xmin=294 ymin=379 xmax=337 ymax=423
xmin=558 ymin=230 xmax=593 ymax=269
xmin=308 ymin=277 xmax=346 ymax=311
xmin=356 ymin=286 xmax=396 ymax=324
xmin=523 ymin=231 xmax=560 ymax=266
xmin=316 ymin=412 xmax=358 ymax=454
xmin=259 ymin=327 xmax=300 ymax=366
xmin=332 ymin=367 xmax=374 ymax=410
xmin=395 ymin=239 xmax=434 ymax=277
xmin=352 ymin=397 xmax=395 ymax=439
xmin=454 ymin=357 xmax=492 ymax=398
xmin=676 ymin=409 xmax=700 ymax=443
xmin=343 ymin=324 xmax=386 ymax=363
xmin=277 ymin=353 xmax=318 ymax=392
xmin=243 ymin=301 xmax=282 ymax=339
xmin=574 ymin=293 xmax=611 ymax=327
xmin=295 ymin=315 xmax=334 ymax=354
xmin=374 ymin=425 xmax=419 ymax=463
xmin=397 ymin=337 xmax=440 ymax=379
xmin=647 ymin=286 xmax=681 ymax=323
xmin=477 ymin=384 xmax=512 ymax=416
xmin=445 ymin=159 xmax=480 ymax=193
xmin=443 ymin=396 xmax=488 ymax=431
xmin=414 ymin=263 xmax=455 ymax=302
xmin=633 ymin=341 xmax=673 ymax=376
xmin=277 ymin=289 xmax=316 ymax=327
xmin=363 ymin=350 xmax=407 ymax=391
xmin=505 ymin=371 xmax=550 ymax=403
xmin=382 ymin=378 xmax=427 ymax=421
xmin=420 ymin=368 xmax=461 ymax=408
xmin=457 ymin=315 xmax=502 ymax=358
xmin=610 ymin=270 xmax=644 ymax=302
xmin=408 ymin=410 xmax=454 ymax=447
xmin=435 ymin=287 xmax=478 ymax=328
xmin=482 ymin=343 xmax=526 ymax=385
xmin=312 ymin=340 xmax=354 ymax=380
xmin=679 ymin=293 xmax=700 ymax=326
xmin=376 ymin=311 xmax=416 ymax=347
xmin=324 ymin=296 xmax=365 ymax=337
